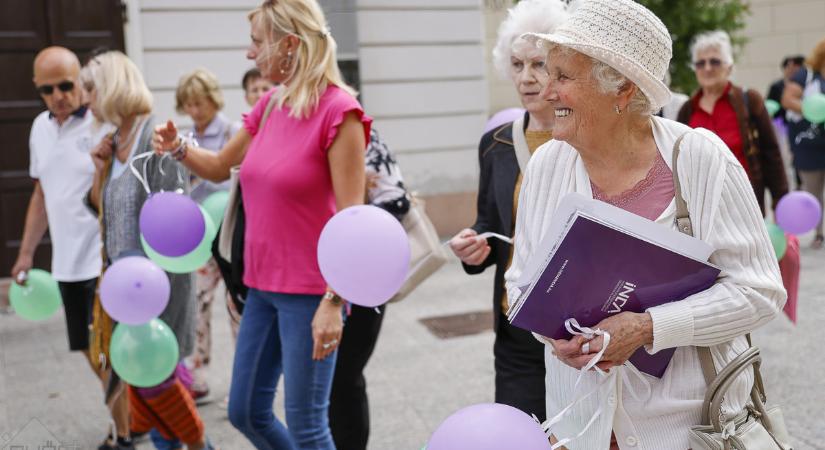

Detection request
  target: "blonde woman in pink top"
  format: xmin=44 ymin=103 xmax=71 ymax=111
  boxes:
xmin=152 ymin=1 xmax=370 ymax=448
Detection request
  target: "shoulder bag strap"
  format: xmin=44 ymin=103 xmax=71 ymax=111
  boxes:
xmin=672 ymin=133 xmax=715 ymax=387
xmin=511 ymin=115 xmax=530 ymax=173
xmin=672 ymin=133 xmax=769 ymax=415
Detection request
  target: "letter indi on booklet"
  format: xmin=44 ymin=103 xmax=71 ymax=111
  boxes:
xmin=508 ymin=194 xmax=720 ymax=377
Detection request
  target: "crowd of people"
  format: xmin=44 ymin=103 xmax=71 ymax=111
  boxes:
xmin=10 ymin=0 xmax=824 ymax=448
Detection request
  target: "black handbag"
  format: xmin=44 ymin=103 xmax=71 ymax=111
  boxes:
xmin=211 ymin=189 xmax=247 ymax=314
xmin=209 ymin=94 xmax=279 ymax=314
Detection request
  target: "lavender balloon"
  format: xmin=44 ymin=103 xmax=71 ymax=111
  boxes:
xmin=775 ymin=191 xmax=822 ymax=235
xmin=317 ymin=205 xmax=410 ymax=307
xmin=100 ymin=256 xmax=170 ymax=325
xmin=484 ymin=108 xmax=525 ymax=134
xmin=139 ymin=191 xmax=205 ymax=257
xmin=428 ymin=403 xmax=550 ymax=450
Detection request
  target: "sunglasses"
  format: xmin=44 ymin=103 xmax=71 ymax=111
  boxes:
xmin=693 ymin=58 xmax=723 ymax=70
xmin=36 ymin=81 xmax=75 ymax=95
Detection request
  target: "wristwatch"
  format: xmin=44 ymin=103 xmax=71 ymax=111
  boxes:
xmin=322 ymin=290 xmax=343 ymax=306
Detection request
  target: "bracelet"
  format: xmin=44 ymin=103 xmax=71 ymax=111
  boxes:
xmin=172 ymin=133 xmax=198 ymax=161
xmin=322 ymin=290 xmax=344 ymax=306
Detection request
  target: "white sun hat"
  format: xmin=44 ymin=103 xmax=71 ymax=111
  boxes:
xmin=523 ymin=0 xmax=673 ymax=111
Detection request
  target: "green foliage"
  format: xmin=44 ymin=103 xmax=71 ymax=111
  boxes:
xmin=633 ymin=0 xmax=750 ymax=94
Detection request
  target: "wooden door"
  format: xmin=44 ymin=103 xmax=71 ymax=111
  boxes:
xmin=0 ymin=0 xmax=124 ymax=274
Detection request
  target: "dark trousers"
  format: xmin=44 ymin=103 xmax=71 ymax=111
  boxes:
xmin=329 ymin=304 xmax=386 ymax=450
xmin=494 ymin=313 xmax=547 ymax=421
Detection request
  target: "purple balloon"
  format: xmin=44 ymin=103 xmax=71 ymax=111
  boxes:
xmin=100 ymin=256 xmax=170 ymax=325
xmin=317 ymin=205 xmax=410 ymax=307
xmin=484 ymin=108 xmax=526 ymax=134
xmin=776 ymin=191 xmax=822 ymax=235
xmin=139 ymin=192 xmax=205 ymax=257
xmin=428 ymin=403 xmax=550 ymax=450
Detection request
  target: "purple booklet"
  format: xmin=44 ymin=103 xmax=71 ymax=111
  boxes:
xmin=508 ymin=212 xmax=720 ymax=378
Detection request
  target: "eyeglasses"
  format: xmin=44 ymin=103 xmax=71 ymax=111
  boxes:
xmin=35 ymin=81 xmax=75 ymax=95
xmin=693 ymin=58 xmax=723 ymax=70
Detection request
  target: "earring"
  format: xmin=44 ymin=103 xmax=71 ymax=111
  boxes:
xmin=615 ymin=105 xmax=623 ymax=115
xmin=279 ymin=51 xmax=293 ymax=75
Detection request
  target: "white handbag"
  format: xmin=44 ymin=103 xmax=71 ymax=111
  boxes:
xmin=390 ymin=194 xmax=448 ymax=302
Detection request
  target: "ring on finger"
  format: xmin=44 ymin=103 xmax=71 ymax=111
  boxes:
xmin=581 ymin=341 xmax=591 ymax=354
xmin=322 ymin=339 xmax=339 ymax=350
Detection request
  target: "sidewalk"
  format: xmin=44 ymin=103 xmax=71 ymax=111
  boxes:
xmin=1 ymin=249 xmax=823 ymax=449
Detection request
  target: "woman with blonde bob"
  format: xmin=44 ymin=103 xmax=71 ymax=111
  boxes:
xmin=505 ymin=0 xmax=785 ymax=448
xmin=83 ymin=50 xmax=212 ymax=450
xmin=152 ymin=0 xmax=370 ymax=448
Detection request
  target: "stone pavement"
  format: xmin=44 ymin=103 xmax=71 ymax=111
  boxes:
xmin=1 ymin=245 xmax=824 ymax=449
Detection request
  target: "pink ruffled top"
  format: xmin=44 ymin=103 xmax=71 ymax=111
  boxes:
xmin=240 ymin=86 xmax=372 ymax=294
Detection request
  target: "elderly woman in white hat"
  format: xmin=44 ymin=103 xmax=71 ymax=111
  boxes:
xmin=504 ymin=0 xmax=786 ymax=448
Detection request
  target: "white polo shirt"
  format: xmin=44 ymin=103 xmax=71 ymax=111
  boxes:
xmin=29 ymin=108 xmax=111 ymax=282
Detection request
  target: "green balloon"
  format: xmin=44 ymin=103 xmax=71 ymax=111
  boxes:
xmin=201 ymin=190 xmax=229 ymax=227
xmin=141 ymin=207 xmax=217 ymax=273
xmin=8 ymin=269 xmax=62 ymax=321
xmin=766 ymin=222 xmax=787 ymax=260
xmin=764 ymin=99 xmax=780 ymax=117
xmin=110 ymin=318 xmax=180 ymax=387
xmin=802 ymin=93 xmax=825 ymax=124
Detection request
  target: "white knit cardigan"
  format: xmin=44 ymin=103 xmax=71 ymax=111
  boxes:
xmin=504 ymin=117 xmax=786 ymax=450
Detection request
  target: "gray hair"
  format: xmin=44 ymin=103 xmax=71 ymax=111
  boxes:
xmin=546 ymin=43 xmax=655 ymax=116
xmin=492 ymin=0 xmax=569 ymax=80
xmin=690 ymin=30 xmax=734 ymax=66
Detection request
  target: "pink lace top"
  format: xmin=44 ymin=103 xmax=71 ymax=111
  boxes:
xmin=591 ymin=151 xmax=674 ymax=221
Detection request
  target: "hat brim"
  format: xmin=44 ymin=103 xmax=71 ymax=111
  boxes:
xmin=522 ymin=31 xmax=671 ymax=111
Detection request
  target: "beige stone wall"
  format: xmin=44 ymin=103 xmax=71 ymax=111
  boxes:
xmin=736 ymin=0 xmax=825 ymax=93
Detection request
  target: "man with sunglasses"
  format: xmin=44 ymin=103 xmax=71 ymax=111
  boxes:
xmin=11 ymin=46 xmax=127 ymax=450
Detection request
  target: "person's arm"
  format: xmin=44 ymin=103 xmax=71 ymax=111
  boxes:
xmin=10 ymin=182 xmax=48 ymax=283
xmin=645 ymin=131 xmax=785 ymax=352
xmin=451 ymin=135 xmax=498 ymax=273
xmin=88 ymin=133 xmax=114 ymax=212
xmin=749 ymin=90 xmax=789 ymax=208
xmin=152 ymin=120 xmax=251 ymax=182
xmin=556 ymin=131 xmax=786 ymax=371
xmin=781 ymin=81 xmax=804 ymax=114
xmin=312 ymin=111 xmax=368 ymax=361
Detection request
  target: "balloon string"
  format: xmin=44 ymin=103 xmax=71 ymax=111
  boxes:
xmin=440 ymin=231 xmax=513 ymax=247
xmin=129 ymin=152 xmax=154 ymax=194
xmin=158 ymin=153 xmax=185 ymax=188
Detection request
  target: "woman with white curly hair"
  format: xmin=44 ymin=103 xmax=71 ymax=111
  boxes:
xmin=448 ymin=0 xmax=569 ymax=422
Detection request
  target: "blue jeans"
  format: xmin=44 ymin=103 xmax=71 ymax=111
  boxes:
xmin=228 ymin=289 xmax=338 ymax=450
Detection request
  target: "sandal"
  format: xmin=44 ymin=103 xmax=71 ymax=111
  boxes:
xmin=97 ymin=435 xmax=135 ymax=450
xmin=813 ymin=235 xmax=824 ymax=249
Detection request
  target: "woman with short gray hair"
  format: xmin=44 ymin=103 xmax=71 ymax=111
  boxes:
xmin=506 ymin=1 xmax=786 ymax=448
xmin=690 ymin=30 xmax=734 ymax=67
xmin=678 ymin=30 xmax=788 ymax=216
xmin=449 ymin=0 xmax=569 ymax=422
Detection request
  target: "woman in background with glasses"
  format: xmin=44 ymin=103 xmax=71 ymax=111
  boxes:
xmin=677 ymin=30 xmax=788 ymax=215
